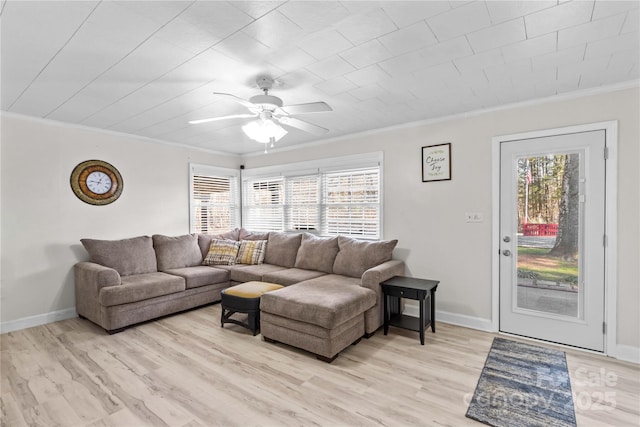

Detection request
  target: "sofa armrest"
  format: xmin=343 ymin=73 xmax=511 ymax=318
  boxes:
xmin=75 ymin=261 xmax=122 ymax=323
xmin=74 ymin=261 xmax=122 ymax=296
xmin=360 ymin=259 xmax=405 ymax=334
xmin=361 ymin=259 xmax=405 ymax=290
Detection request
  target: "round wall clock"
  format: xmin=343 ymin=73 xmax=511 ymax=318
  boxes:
xmin=70 ymin=160 xmax=123 ymax=205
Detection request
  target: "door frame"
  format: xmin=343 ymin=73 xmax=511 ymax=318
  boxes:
xmin=491 ymin=121 xmax=618 ymax=356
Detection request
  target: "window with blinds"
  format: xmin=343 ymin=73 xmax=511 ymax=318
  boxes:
xmin=242 ymin=153 xmax=382 ymax=239
xmin=323 ymin=168 xmax=380 ymax=237
xmin=190 ymin=164 xmax=240 ymax=234
xmin=288 ymin=175 xmax=320 ymax=232
xmin=242 ymin=177 xmax=284 ymax=231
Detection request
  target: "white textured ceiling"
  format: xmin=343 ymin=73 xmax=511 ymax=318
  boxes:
xmin=1 ymin=0 xmax=638 ymax=155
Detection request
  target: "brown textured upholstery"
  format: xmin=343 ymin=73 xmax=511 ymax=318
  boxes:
xmin=153 ymin=234 xmax=202 ymax=271
xmin=262 ymin=268 xmax=327 ymax=286
xmin=227 ymin=263 xmax=288 ymax=283
xmin=164 ymin=266 xmax=229 ymax=289
xmin=261 ymin=313 xmax=364 ymax=360
xmin=100 ymin=284 xmax=226 ymax=332
xmin=361 ymin=259 xmax=406 ymax=333
xmin=294 ymin=234 xmax=339 ymax=273
xmin=333 ymin=236 xmax=398 ymax=278
xmin=99 ymin=272 xmax=185 ymax=306
xmin=264 ymin=232 xmax=302 ymax=267
xmin=81 ymin=235 xmax=157 ymax=276
xmin=239 ymin=228 xmax=269 ymax=241
xmin=260 ymin=278 xmax=375 ymax=329
xmin=75 ymin=229 xmax=403 ymax=349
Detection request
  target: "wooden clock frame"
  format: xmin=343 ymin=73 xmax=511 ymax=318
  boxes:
xmin=70 ymin=160 xmax=123 ymax=205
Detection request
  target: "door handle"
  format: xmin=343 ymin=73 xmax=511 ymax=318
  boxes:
xmin=502 ymin=250 xmax=511 ymax=256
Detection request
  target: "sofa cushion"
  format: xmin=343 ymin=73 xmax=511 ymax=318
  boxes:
xmin=81 ymin=236 xmax=157 ymax=277
xmin=260 ymin=278 xmax=376 ymax=329
xmin=264 ymin=232 xmax=302 ymax=268
xmin=153 ymin=234 xmax=202 ymax=271
xmin=239 ymin=228 xmax=269 ymax=241
xmin=294 ymin=234 xmax=339 ymax=274
xmin=262 ymin=268 xmax=327 ymax=286
xmin=236 ymin=240 xmax=267 ymax=265
xmin=333 ymin=236 xmax=398 ymax=278
xmin=164 ymin=266 xmax=229 ymax=289
xmin=228 ymin=264 xmax=288 ymax=283
xmin=99 ymin=272 xmax=185 ymax=306
xmin=197 ymin=229 xmax=241 ymax=259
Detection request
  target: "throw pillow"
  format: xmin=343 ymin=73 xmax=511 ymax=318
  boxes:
xmin=81 ymin=235 xmax=158 ymax=276
xmin=333 ymin=236 xmax=398 ymax=278
xmin=203 ymin=239 xmax=241 ymax=266
xmin=236 ymin=240 xmax=267 ymax=265
xmin=264 ymin=232 xmax=302 ymax=268
xmin=197 ymin=229 xmax=240 ymax=259
xmin=152 ymin=234 xmax=202 ymax=271
xmin=294 ymin=233 xmax=339 ymax=273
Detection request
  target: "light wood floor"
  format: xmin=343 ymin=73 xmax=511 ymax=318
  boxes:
xmin=1 ymin=303 xmax=639 ymax=426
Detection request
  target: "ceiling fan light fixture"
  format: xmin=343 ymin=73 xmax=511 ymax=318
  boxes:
xmin=242 ymin=119 xmax=287 ymax=144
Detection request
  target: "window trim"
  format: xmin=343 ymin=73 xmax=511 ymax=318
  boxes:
xmin=189 ymin=163 xmax=241 ymax=234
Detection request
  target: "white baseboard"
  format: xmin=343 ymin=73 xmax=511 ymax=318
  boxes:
xmin=0 ymin=308 xmax=77 ymax=334
xmin=4 ymin=305 xmax=638 ymax=364
xmin=403 ymin=303 xmax=638 ymax=363
xmin=613 ymin=344 xmax=640 ymax=364
xmin=402 ymin=302 xmax=495 ymax=332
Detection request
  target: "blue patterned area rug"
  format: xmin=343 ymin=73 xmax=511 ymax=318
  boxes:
xmin=465 ymin=337 xmax=577 ymax=427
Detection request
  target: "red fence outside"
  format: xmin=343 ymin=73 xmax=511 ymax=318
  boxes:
xmin=522 ymin=223 xmax=559 ymax=236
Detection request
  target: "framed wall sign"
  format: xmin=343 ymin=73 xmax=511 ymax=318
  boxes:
xmin=422 ymin=143 xmax=451 ymax=182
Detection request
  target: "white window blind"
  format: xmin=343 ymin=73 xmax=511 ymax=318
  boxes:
xmin=287 ymin=175 xmax=320 ymax=232
xmin=190 ymin=164 xmax=240 ymax=234
xmin=323 ymin=168 xmax=380 ymax=238
xmin=241 ymin=153 xmax=383 ymax=238
xmin=242 ymin=177 xmax=284 ymax=231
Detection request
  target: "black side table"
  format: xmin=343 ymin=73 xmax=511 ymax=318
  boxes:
xmin=381 ymin=276 xmax=439 ymax=345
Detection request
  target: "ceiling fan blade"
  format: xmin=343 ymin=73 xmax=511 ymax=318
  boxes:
xmin=280 ymin=102 xmax=332 ymax=115
xmin=212 ymin=92 xmax=256 ymax=109
xmin=276 ymin=116 xmax=329 ymax=135
xmin=188 ymin=113 xmax=256 ymax=125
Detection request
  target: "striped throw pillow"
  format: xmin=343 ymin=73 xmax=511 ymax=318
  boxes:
xmin=203 ymin=239 xmax=241 ymax=265
xmin=236 ymin=240 xmax=267 ymax=265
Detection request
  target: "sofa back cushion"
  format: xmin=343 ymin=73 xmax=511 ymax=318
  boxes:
xmin=81 ymin=236 xmax=158 ymax=276
xmin=153 ymin=234 xmax=202 ymax=271
xmin=239 ymin=228 xmax=270 ymax=241
xmin=294 ymin=234 xmax=339 ymax=273
xmin=203 ymin=239 xmax=241 ymax=266
xmin=197 ymin=229 xmax=240 ymax=259
xmin=264 ymin=232 xmax=302 ymax=268
xmin=333 ymin=236 xmax=398 ymax=278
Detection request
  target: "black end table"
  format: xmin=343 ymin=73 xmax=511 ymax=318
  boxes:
xmin=381 ymin=276 xmax=439 ymax=345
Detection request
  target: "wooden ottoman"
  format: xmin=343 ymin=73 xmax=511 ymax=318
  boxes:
xmin=221 ymin=281 xmax=284 ymax=335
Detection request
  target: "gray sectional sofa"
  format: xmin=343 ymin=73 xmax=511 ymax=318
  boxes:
xmin=75 ymin=228 xmax=404 ymax=361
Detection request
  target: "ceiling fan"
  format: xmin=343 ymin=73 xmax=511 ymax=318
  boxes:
xmin=189 ymin=76 xmax=332 ymax=145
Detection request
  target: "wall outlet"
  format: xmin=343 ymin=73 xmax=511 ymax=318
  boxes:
xmin=465 ymin=212 xmax=483 ymax=223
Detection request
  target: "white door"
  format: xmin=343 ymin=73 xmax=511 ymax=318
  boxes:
xmin=499 ymin=130 xmax=606 ymax=351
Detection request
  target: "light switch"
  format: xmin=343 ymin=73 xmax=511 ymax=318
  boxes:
xmin=465 ymin=212 xmax=483 ymax=223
